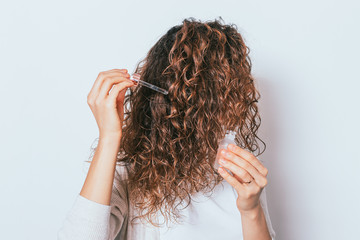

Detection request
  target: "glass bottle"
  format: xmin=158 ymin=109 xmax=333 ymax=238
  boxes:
xmin=214 ymin=130 xmax=237 ymax=176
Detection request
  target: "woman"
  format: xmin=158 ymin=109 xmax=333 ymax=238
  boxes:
xmin=58 ymin=17 xmax=276 ymax=240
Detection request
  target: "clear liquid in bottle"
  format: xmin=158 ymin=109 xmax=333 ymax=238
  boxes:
xmin=214 ymin=130 xmax=237 ymax=176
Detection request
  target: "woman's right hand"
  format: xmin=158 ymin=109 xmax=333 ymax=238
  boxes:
xmin=86 ymin=69 xmax=137 ymax=138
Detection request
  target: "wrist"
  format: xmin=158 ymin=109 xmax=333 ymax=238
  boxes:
xmin=98 ymin=133 xmax=122 ymax=147
xmin=239 ymin=204 xmax=263 ymax=220
xmin=99 ymin=132 xmax=122 ymax=141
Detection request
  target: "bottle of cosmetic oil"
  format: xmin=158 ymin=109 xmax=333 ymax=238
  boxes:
xmin=214 ymin=130 xmax=237 ymax=176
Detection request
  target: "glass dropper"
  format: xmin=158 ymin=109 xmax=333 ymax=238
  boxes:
xmin=130 ymin=73 xmax=169 ymax=95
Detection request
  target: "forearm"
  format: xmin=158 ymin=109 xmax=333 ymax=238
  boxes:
xmin=240 ymin=204 xmax=272 ymax=240
xmin=79 ymin=134 xmax=121 ymax=206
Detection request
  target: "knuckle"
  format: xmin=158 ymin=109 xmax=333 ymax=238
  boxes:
xmin=262 ymin=178 xmax=268 ymax=187
xmin=87 ymin=95 xmax=93 ymax=105
xmin=252 ymin=185 xmax=261 ymax=193
xmin=243 ymin=162 xmax=251 ymax=169
xmin=250 ymin=157 xmax=256 ymax=164
xmin=239 ymin=171 xmax=248 ymax=180
xmin=111 ymin=84 xmax=119 ymax=91
xmin=103 ymin=76 xmax=111 ymax=83
xmin=258 ymin=178 xmax=268 ymax=188
xmin=263 ymin=168 xmax=269 ymax=176
xmin=114 ymin=83 xmax=125 ymax=92
xmin=250 ymin=156 xmax=257 ymax=162
xmin=229 ymin=178 xmax=238 ymax=187
xmin=98 ymin=71 xmax=105 ymax=78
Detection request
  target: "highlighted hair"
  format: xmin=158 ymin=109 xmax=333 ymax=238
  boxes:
xmin=117 ymin=17 xmax=265 ymax=227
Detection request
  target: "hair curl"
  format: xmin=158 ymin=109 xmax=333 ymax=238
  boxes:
xmin=97 ymin=17 xmax=265 ymax=228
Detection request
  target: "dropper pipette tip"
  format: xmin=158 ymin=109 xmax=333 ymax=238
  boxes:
xmin=130 ymin=73 xmax=168 ymax=95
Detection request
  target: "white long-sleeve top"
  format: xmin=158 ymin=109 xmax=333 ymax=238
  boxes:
xmin=58 ymin=135 xmax=276 ymax=240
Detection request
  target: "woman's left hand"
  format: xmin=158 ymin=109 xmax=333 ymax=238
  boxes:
xmin=217 ymin=143 xmax=269 ymax=214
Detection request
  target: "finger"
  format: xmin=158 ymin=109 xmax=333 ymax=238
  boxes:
xmin=90 ymin=69 xmax=127 ymax=95
xmin=218 ymin=158 xmax=253 ymax=183
xmin=227 ymin=144 xmax=269 ymax=177
xmin=88 ymin=69 xmax=128 ymax=99
xmin=108 ymin=80 xmax=136 ymax=102
xmin=217 ymin=167 xmax=245 ymax=192
xmin=98 ymin=75 xmax=134 ymax=99
xmin=221 ymin=149 xmax=268 ymax=188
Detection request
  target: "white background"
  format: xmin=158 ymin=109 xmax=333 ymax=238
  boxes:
xmin=1 ymin=0 xmax=359 ymax=239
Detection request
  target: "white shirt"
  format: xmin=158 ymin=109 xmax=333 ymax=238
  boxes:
xmin=58 ymin=132 xmax=276 ymax=240
xmin=157 ymin=178 xmax=276 ymax=240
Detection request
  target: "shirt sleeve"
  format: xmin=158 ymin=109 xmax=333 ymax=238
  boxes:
xmin=259 ymin=186 xmax=276 ymax=240
xmin=57 ymin=162 xmax=129 ymax=240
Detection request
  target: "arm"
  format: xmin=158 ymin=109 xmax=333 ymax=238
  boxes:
xmin=241 ymin=205 xmax=271 ymax=240
xmin=217 ymin=144 xmax=276 ymax=240
xmin=80 ymin=135 xmax=121 ymax=206
xmin=240 ymin=188 xmax=275 ymax=240
xmin=57 ymin=139 xmax=130 ymax=240
xmin=77 ymin=68 xmax=135 ymax=205
xmin=58 ymin=69 xmax=136 ymax=240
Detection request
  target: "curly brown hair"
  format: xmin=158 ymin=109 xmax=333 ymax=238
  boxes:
xmin=107 ymin=17 xmax=265 ymax=228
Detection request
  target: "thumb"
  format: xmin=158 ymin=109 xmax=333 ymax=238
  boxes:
xmin=116 ymin=87 xmax=127 ymax=103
